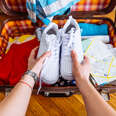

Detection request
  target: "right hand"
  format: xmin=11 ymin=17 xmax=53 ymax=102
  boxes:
xmin=71 ymin=50 xmax=91 ymax=86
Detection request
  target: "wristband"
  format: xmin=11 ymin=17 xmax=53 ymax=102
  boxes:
xmin=20 ymin=80 xmax=33 ymax=90
xmin=24 ymin=70 xmax=38 ymax=83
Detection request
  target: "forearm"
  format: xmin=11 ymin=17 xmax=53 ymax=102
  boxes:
xmin=0 ymin=50 xmax=50 ymax=116
xmin=0 ymin=75 xmax=35 ymax=116
xmin=77 ymin=79 xmax=116 ymax=116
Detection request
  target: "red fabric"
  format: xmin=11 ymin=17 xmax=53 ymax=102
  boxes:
xmin=0 ymin=38 xmax=39 ymax=85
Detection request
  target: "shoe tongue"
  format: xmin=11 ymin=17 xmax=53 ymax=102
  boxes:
xmin=47 ymin=28 xmax=57 ymax=40
xmin=47 ymin=29 xmax=57 ymax=35
xmin=66 ymin=27 xmax=76 ymax=34
xmin=64 ymin=27 xmax=76 ymax=41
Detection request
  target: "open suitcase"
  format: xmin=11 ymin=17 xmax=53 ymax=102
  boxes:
xmin=0 ymin=0 xmax=116 ymax=99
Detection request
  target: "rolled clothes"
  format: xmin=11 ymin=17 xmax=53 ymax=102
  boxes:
xmin=79 ymin=23 xmax=108 ymax=36
xmin=26 ymin=0 xmax=79 ymax=25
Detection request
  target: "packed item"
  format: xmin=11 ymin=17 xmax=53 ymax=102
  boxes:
xmin=79 ymin=23 xmax=108 ymax=36
xmin=37 ymin=22 xmax=61 ymax=86
xmin=26 ymin=0 xmax=80 ymax=25
xmin=6 ymin=35 xmax=36 ymax=53
xmin=37 ymin=16 xmax=83 ymax=93
xmin=82 ymin=39 xmax=116 ymax=85
xmin=83 ymin=39 xmax=112 ymax=61
xmin=106 ymin=44 xmax=116 ymax=57
xmin=37 ymin=22 xmax=61 ymax=93
xmin=90 ymin=56 xmax=116 ymax=85
xmin=60 ymin=16 xmax=83 ymax=80
xmin=0 ymin=38 xmax=39 ymax=85
xmin=82 ymin=35 xmax=110 ymax=43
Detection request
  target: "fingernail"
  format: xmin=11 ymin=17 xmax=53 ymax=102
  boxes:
xmin=72 ymin=50 xmax=76 ymax=54
xmin=71 ymin=50 xmax=74 ymax=53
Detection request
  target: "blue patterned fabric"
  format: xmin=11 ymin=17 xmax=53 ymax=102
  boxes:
xmin=26 ymin=0 xmax=80 ymax=25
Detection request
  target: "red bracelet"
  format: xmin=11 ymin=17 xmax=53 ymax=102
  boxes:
xmin=20 ymin=80 xmax=33 ymax=90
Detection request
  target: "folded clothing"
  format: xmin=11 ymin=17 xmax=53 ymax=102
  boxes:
xmin=82 ymin=35 xmax=110 ymax=43
xmin=0 ymin=38 xmax=39 ymax=85
xmin=26 ymin=0 xmax=80 ymax=25
xmin=6 ymin=35 xmax=36 ymax=54
xmin=79 ymin=23 xmax=108 ymax=36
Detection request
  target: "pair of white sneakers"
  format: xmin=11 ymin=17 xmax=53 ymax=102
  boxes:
xmin=37 ymin=16 xmax=83 ymax=85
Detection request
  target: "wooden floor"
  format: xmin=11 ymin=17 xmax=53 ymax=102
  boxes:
xmin=0 ymin=92 xmax=116 ymax=116
xmin=0 ymin=6 xmax=116 ymax=116
xmin=27 ymin=93 xmax=116 ymax=116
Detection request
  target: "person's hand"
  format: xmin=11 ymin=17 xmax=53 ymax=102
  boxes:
xmin=28 ymin=47 xmax=39 ymax=70
xmin=28 ymin=47 xmax=51 ymax=77
xmin=71 ymin=50 xmax=91 ymax=86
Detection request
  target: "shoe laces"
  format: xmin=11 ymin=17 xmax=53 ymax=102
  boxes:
xmin=62 ymin=28 xmax=79 ymax=56
xmin=46 ymin=34 xmax=61 ymax=58
xmin=37 ymin=33 xmax=61 ymax=95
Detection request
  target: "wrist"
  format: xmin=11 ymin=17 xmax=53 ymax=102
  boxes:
xmin=31 ymin=67 xmax=39 ymax=76
xmin=75 ymin=77 xmax=91 ymax=90
xmin=22 ymin=75 xmax=35 ymax=88
xmin=26 ymin=70 xmax=38 ymax=82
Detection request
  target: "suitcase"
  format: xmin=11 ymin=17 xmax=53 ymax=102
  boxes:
xmin=0 ymin=0 xmax=116 ymax=99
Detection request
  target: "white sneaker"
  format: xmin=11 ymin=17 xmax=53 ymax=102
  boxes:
xmin=37 ymin=22 xmax=61 ymax=84
xmin=60 ymin=16 xmax=84 ymax=80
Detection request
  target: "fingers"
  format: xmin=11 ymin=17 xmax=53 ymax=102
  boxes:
xmin=38 ymin=51 xmax=51 ymax=63
xmin=71 ymin=50 xmax=80 ymax=67
xmin=29 ymin=47 xmax=39 ymax=59
xmin=71 ymin=51 xmax=90 ymax=69
xmin=82 ymin=56 xmax=90 ymax=66
xmin=31 ymin=51 xmax=51 ymax=75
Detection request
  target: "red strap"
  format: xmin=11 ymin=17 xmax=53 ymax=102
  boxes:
xmin=20 ymin=80 xmax=33 ymax=90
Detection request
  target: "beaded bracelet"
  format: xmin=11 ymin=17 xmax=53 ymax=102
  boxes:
xmin=20 ymin=80 xmax=33 ymax=90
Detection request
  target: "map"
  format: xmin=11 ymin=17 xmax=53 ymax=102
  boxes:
xmin=82 ymin=39 xmax=116 ymax=85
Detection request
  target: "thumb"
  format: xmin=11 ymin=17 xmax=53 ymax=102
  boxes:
xmin=82 ymin=56 xmax=90 ymax=66
xmin=29 ymin=47 xmax=39 ymax=59
xmin=31 ymin=51 xmax=51 ymax=75
xmin=71 ymin=50 xmax=80 ymax=67
xmin=37 ymin=51 xmax=51 ymax=63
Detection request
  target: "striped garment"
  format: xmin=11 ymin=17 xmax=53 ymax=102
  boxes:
xmin=26 ymin=0 xmax=80 ymax=25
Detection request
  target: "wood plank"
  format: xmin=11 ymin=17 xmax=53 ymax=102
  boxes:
xmin=0 ymin=92 xmax=5 ymax=102
xmin=1 ymin=92 xmax=116 ymax=116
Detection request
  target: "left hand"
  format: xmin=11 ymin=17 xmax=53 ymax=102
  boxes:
xmin=28 ymin=47 xmax=51 ymax=77
xmin=28 ymin=47 xmax=39 ymax=70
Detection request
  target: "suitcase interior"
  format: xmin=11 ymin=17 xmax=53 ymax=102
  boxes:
xmin=0 ymin=0 xmax=116 ymax=97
